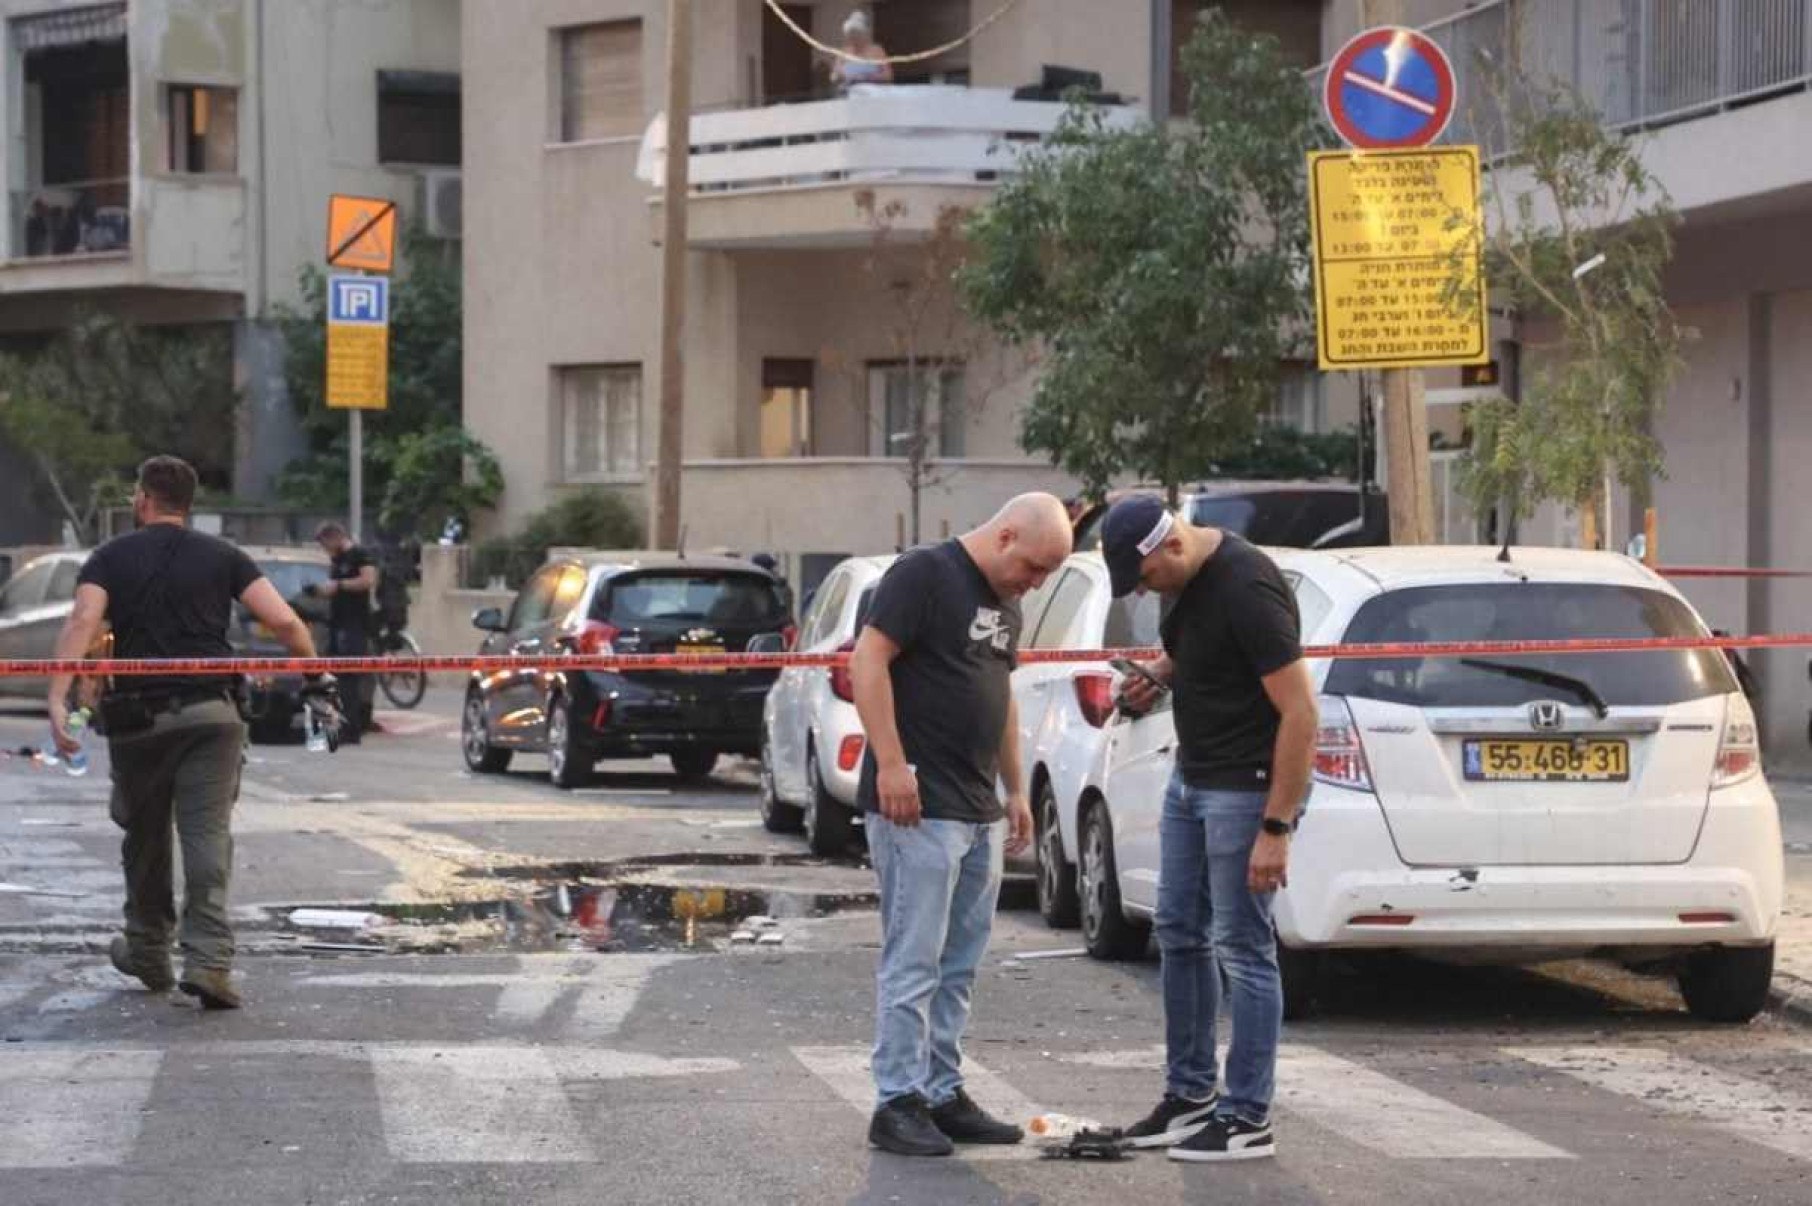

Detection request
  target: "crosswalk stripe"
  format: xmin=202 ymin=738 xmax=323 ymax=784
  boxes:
xmin=791 ymin=1045 xmax=1050 ymax=1161
xmin=1054 ymin=1043 xmax=1571 ymax=1159
xmin=1279 ymin=1046 xmax=1572 ymax=1160
xmin=372 ymin=1046 xmax=597 ymax=1163
xmin=1508 ymin=1045 xmax=1812 ymax=1164
xmin=0 ymin=1048 xmax=162 ymax=1168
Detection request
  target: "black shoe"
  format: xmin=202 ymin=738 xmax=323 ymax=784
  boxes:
xmin=1168 ymin=1114 xmax=1274 ymax=1163
xmin=1123 ymin=1092 xmax=1219 ymax=1149
xmin=930 ymin=1088 xmax=1025 ymax=1145
xmin=868 ymin=1095 xmax=955 ymax=1157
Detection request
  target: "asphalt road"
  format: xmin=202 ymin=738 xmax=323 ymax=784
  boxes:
xmin=2 ymin=691 xmax=1810 ymax=1206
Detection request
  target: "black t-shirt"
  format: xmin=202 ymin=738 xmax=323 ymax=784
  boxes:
xmin=329 ymin=545 xmax=376 ymax=632
xmin=77 ymin=525 xmax=263 ymax=696
xmin=857 ymin=541 xmax=1021 ymax=823
xmin=1161 ymin=534 xmax=1302 ymax=790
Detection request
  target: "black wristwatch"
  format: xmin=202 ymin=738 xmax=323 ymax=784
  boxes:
xmin=1261 ymin=817 xmax=1294 ymax=837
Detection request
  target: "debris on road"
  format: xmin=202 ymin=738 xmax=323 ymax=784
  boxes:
xmin=289 ymin=908 xmax=383 ymax=930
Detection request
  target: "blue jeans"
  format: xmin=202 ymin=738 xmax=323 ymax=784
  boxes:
xmin=869 ymin=816 xmax=1005 ymax=1109
xmin=1156 ymin=773 xmax=1280 ymax=1124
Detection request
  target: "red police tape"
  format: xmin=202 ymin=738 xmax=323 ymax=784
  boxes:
xmin=1 ymin=631 xmax=1809 ymax=679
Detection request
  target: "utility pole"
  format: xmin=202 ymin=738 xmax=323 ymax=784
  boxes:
xmin=1362 ymin=0 xmax=1436 ymax=545
xmin=654 ymin=0 xmax=692 ymax=549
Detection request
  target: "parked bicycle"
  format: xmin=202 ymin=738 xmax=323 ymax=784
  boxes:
xmin=374 ymin=622 xmax=427 ymax=710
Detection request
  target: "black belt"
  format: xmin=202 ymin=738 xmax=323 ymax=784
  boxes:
xmin=110 ymin=688 xmax=232 ymax=714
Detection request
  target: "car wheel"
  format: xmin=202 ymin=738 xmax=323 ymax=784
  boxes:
xmin=1035 ymin=779 xmax=1081 ymax=930
xmin=804 ymin=742 xmax=855 ymax=857
xmin=1279 ymin=941 xmax=1324 ymax=1021
xmin=759 ymin=729 xmax=803 ymax=834
xmin=1678 ymin=942 xmax=1774 ymax=1023
xmin=546 ymin=696 xmax=592 ymax=790
xmin=1078 ymin=800 xmax=1148 ymax=961
xmin=671 ymin=748 xmax=719 ymax=780
xmin=461 ymin=692 xmax=512 ymax=774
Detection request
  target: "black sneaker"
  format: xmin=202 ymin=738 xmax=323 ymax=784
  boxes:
xmin=869 ymin=1095 xmax=955 ymax=1157
xmin=929 ymin=1088 xmax=1025 ymax=1145
xmin=1123 ymin=1092 xmax=1219 ymax=1149
xmin=1168 ymin=1114 xmax=1275 ymax=1163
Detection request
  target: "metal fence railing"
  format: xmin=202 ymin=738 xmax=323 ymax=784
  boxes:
xmin=1310 ymin=0 xmax=1812 ymax=157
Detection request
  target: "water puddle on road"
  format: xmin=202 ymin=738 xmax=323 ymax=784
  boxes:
xmin=272 ymin=852 xmax=881 ymax=956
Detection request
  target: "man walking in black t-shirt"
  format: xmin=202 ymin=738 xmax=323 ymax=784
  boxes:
xmin=850 ymin=493 xmax=1073 ymax=1157
xmin=48 ymin=457 xmax=324 ymax=1010
xmin=1100 ymin=496 xmax=1318 ymax=1163
xmin=311 ymin=522 xmax=378 ymax=743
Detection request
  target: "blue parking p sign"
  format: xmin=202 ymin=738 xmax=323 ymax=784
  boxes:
xmin=329 ymin=275 xmax=389 ymax=325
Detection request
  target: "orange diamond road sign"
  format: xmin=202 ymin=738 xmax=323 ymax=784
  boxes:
xmin=326 ymin=194 xmax=397 ymax=273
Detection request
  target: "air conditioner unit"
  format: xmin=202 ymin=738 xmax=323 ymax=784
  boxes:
xmin=419 ymin=169 xmax=462 ymax=240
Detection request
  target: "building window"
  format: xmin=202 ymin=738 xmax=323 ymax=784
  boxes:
xmin=760 ymin=359 xmax=814 ymax=458
xmin=166 ymin=85 xmax=238 ymax=174
xmin=557 ymin=20 xmax=643 ymax=143
xmin=869 ymin=363 xmax=966 ymax=458
xmin=1267 ymin=363 xmax=1324 ymax=431
xmin=560 ymin=365 xmax=642 ymax=481
xmin=378 ymin=71 xmax=460 ymax=166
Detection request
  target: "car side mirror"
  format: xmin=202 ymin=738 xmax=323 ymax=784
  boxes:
xmin=472 ymin=607 xmax=507 ymax=633
xmin=747 ymin=633 xmax=787 ymax=655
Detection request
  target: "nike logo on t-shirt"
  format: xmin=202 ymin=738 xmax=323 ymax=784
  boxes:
xmin=969 ymin=607 xmax=1010 ymax=651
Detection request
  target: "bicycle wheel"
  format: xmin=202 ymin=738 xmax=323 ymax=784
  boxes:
xmin=377 ymin=630 xmax=428 ymax=710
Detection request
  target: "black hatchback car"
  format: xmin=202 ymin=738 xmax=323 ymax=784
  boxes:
xmin=461 ymin=553 xmax=794 ymax=788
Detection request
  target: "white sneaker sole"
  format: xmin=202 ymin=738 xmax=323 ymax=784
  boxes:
xmin=1169 ymin=1141 xmax=1276 ymax=1163
xmin=1125 ymin=1107 xmax=1218 ymax=1149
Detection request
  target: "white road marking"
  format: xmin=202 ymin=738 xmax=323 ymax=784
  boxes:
xmin=791 ymin=1045 xmax=1049 ymax=1162
xmin=1280 ymin=1046 xmax=1571 ymax=1159
xmin=1054 ymin=1043 xmax=1571 ymax=1159
xmin=0 ymin=1048 xmax=162 ymax=1168
xmin=302 ymin=954 xmax=680 ymax=1035
xmin=371 ymin=1044 xmax=737 ymax=1163
xmin=1510 ymin=1046 xmax=1812 ymax=1163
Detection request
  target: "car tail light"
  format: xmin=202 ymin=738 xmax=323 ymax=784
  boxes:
xmin=838 ymin=734 xmax=865 ymax=772
xmin=573 ymin=621 xmax=620 ymax=657
xmin=830 ymin=639 xmax=857 ymax=703
xmin=1711 ymin=696 xmax=1761 ymax=787
xmin=1073 ymin=672 xmax=1116 ymax=728
xmin=1313 ymin=696 xmax=1373 ymax=791
xmin=781 ymin=623 xmax=799 ymax=651
xmin=1349 ymin=913 xmax=1414 ymax=927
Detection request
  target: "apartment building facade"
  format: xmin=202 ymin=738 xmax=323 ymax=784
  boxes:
xmin=0 ymin=0 xmax=460 ymax=540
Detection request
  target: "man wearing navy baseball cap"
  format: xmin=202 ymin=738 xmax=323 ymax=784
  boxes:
xmin=1099 ymin=495 xmax=1317 ymax=1163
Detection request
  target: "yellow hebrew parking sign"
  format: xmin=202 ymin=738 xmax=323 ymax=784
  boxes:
xmin=1309 ymin=146 xmax=1489 ymax=370
xmin=326 ymin=275 xmax=389 ymax=410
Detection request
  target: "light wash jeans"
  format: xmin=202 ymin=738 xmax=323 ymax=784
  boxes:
xmin=869 ymin=815 xmax=1004 ymax=1109
xmin=1155 ymin=772 xmax=1280 ymax=1124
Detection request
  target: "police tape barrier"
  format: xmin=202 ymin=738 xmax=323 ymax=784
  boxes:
xmin=2 ymin=631 xmax=1810 ymax=680
xmin=1659 ymin=566 xmax=1812 ymax=579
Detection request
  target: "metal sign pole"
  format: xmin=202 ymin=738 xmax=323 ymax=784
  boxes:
xmin=350 ymin=408 xmax=363 ymax=543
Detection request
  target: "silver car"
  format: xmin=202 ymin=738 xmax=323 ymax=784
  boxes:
xmin=0 ymin=551 xmax=87 ymax=699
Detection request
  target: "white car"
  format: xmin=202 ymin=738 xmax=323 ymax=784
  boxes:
xmin=1012 ymin=553 xmax=1162 ymax=927
xmin=1073 ymin=546 xmax=1785 ymax=1024
xmin=760 ymin=555 xmax=895 ymax=855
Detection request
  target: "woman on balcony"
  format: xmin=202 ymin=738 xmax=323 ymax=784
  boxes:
xmin=830 ymin=10 xmax=893 ymax=92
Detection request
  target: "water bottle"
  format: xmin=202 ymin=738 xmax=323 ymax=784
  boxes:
xmin=304 ymin=704 xmax=330 ymax=754
xmin=57 ymin=707 xmax=92 ymax=777
xmin=1026 ymin=1113 xmax=1105 ymax=1144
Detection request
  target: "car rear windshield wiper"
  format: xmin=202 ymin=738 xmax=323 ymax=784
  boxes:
xmin=1458 ymin=658 xmax=1610 ymax=719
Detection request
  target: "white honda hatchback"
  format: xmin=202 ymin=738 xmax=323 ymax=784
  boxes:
xmin=1077 ymin=546 xmax=1784 ymax=1024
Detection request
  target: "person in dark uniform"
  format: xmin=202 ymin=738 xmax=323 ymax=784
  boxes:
xmin=849 ymin=493 xmax=1073 ymax=1157
xmin=48 ymin=456 xmax=329 ymax=1010
xmin=310 ymin=522 xmax=378 ymax=743
xmin=1100 ymin=496 xmax=1318 ymax=1164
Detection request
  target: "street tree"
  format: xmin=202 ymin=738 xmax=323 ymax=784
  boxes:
xmin=960 ymin=9 xmax=1326 ymax=504
xmin=0 ymin=313 xmax=236 ymax=543
xmin=276 ymin=225 xmax=500 ymax=539
xmin=1454 ymin=74 xmax=1684 ymax=549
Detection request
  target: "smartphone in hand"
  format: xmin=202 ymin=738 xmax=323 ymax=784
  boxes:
xmin=1109 ymin=657 xmax=1167 ymax=717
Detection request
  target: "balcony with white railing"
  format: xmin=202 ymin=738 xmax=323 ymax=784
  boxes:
xmin=635 ymin=84 xmax=1141 ymax=250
